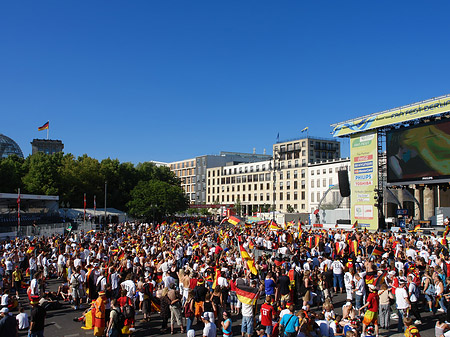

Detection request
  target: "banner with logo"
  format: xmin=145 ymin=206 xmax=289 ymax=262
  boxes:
xmin=350 ymin=130 xmax=378 ymax=230
xmin=332 ymin=95 xmax=450 ymax=137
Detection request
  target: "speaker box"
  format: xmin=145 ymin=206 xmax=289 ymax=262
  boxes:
xmin=338 ymin=170 xmax=350 ymax=197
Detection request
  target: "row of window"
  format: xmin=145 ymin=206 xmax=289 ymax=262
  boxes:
xmin=311 ymin=178 xmax=334 ymax=188
xmin=207 ymin=190 xmax=307 ymax=203
xmin=171 ymin=160 xmax=195 ymax=170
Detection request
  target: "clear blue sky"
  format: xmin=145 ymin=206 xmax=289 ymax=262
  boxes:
xmin=2 ymin=1 xmax=450 ymax=163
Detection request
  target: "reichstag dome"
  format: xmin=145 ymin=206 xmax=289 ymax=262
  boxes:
xmin=0 ymin=134 xmax=24 ymax=159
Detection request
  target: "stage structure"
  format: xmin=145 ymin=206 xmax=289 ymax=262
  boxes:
xmin=331 ymin=95 xmax=450 ymax=230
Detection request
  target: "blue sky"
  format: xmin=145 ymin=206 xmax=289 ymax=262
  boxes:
xmin=2 ymin=1 xmax=450 ymax=163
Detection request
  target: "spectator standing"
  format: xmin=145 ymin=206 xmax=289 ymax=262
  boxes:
xmin=29 ymin=297 xmax=46 ymax=337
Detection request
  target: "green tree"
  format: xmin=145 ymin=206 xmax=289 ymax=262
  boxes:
xmin=233 ymin=196 xmax=242 ymax=216
xmin=0 ymin=155 xmax=25 ymax=193
xmin=22 ymin=152 xmax=63 ymax=195
xmin=127 ymin=179 xmax=188 ymax=220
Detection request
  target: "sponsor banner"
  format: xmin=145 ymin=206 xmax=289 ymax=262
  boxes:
xmin=350 ymin=131 xmax=378 ymax=230
xmin=332 ymin=95 xmax=450 ymax=137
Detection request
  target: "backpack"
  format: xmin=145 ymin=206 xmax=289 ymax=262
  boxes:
xmin=96 ymin=276 xmax=104 ymax=293
xmin=113 ymin=308 xmax=125 ymax=330
xmin=122 ymin=298 xmax=135 ymax=319
xmin=71 ymin=274 xmax=80 ymax=288
xmin=184 ymin=299 xmax=194 ymax=318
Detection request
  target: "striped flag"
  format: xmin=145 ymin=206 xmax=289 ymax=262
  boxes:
xmin=371 ymin=246 xmax=384 ymax=256
xmin=236 ymin=284 xmax=259 ymax=305
xmin=239 ymin=245 xmax=257 ymax=275
xmin=443 ymin=226 xmax=450 ymax=237
xmin=38 ymin=121 xmax=49 ymax=131
xmin=228 ymin=216 xmax=241 ymax=225
xmin=212 ymin=268 xmax=221 ymax=290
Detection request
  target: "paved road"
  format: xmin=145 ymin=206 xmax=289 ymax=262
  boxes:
xmin=13 ymin=279 xmax=440 ymax=337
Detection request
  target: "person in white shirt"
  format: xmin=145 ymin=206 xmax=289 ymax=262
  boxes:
xmin=344 ymin=270 xmax=354 ymax=301
xmin=395 ymin=278 xmax=410 ymax=332
xmin=331 ymin=260 xmax=344 ymax=293
xmin=201 ymin=312 xmax=217 ymax=337
xmin=16 ymin=307 xmax=30 ymax=330
xmin=121 ymin=277 xmax=136 ymax=299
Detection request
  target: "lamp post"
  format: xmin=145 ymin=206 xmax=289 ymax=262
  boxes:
xmin=104 ymin=181 xmax=107 ymax=230
xmin=272 ymin=150 xmax=279 ymax=222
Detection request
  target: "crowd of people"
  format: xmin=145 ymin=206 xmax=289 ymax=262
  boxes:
xmin=0 ymin=219 xmax=450 ymax=337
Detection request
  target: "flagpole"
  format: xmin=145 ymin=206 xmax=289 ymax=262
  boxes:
xmin=17 ymin=188 xmax=20 ymax=236
xmin=47 ymin=121 xmax=49 ymax=140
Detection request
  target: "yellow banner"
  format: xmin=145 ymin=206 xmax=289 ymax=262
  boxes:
xmin=350 ymin=130 xmax=378 ymax=230
xmin=332 ymin=96 xmax=450 ymax=137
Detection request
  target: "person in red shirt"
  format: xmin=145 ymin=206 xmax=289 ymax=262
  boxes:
xmin=260 ymin=295 xmax=277 ymax=337
xmin=359 ymin=284 xmax=379 ymax=337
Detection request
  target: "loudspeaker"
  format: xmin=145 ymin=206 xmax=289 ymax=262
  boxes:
xmin=338 ymin=170 xmax=350 ymax=197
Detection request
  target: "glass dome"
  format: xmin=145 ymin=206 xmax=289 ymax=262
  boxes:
xmin=0 ymin=134 xmax=24 ymax=159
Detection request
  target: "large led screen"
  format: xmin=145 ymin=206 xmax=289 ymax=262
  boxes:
xmin=387 ymin=119 xmax=450 ymax=184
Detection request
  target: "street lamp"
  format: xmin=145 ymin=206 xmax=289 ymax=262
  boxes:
xmin=272 ymin=150 xmax=280 ymax=221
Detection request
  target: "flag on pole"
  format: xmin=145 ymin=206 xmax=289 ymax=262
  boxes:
xmin=38 ymin=121 xmax=49 ymax=131
xmin=352 ymin=221 xmax=358 ymax=230
xmin=301 ymin=127 xmax=309 ymax=132
xmin=371 ymin=246 xmax=385 ymax=256
xmin=17 ymin=189 xmax=20 ymax=229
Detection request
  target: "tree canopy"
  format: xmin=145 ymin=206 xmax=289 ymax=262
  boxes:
xmin=0 ymin=153 xmax=188 ymax=218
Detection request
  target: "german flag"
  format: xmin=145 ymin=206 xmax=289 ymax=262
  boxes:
xmin=118 ymin=251 xmax=125 ymax=260
xmin=239 ymin=245 xmax=257 ymax=275
xmin=371 ymin=246 xmax=384 ymax=256
xmin=228 ymin=216 xmax=241 ymax=225
xmin=192 ymin=242 xmax=200 ymax=250
xmin=314 ymin=235 xmax=321 ymax=247
xmin=335 ymin=242 xmax=343 ymax=256
xmin=443 ymin=226 xmax=450 ymax=237
xmin=274 ymin=257 xmax=283 ymax=267
xmin=349 ymin=240 xmax=358 ymax=254
xmin=414 ymin=224 xmax=421 ymax=232
xmin=244 ymin=223 xmax=252 ymax=229
xmin=26 ymin=246 xmax=35 ymax=254
xmin=307 ymin=237 xmax=313 ymax=248
xmin=248 ymin=241 xmax=255 ymax=250
xmin=38 ymin=121 xmax=49 ymax=131
xmin=236 ymin=284 xmax=258 ymax=305
xmin=352 ymin=221 xmax=358 ymax=230
xmin=86 ymin=230 xmax=95 ymax=234
xmin=212 ymin=268 xmax=221 ymax=290
xmin=151 ymin=298 xmax=161 ymax=312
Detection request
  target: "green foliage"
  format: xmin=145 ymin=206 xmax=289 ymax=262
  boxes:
xmin=127 ymin=180 xmax=189 ymax=220
xmin=0 ymin=155 xmax=25 ymax=193
xmin=0 ymin=153 xmax=187 ymax=217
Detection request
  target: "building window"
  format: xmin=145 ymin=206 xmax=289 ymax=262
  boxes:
xmin=286 ymin=181 xmax=291 ymax=189
xmin=294 ymin=181 xmax=298 ymax=189
xmin=287 ymin=161 xmax=292 ymax=168
xmin=294 ymin=192 xmax=298 ymax=200
xmin=266 ymin=193 xmax=270 ymax=201
xmin=295 ymin=160 xmax=299 ymax=167
xmin=302 ymin=191 xmax=305 ymax=200
xmin=287 ymin=193 xmax=290 ymax=200
xmin=286 ymin=171 xmax=290 ymax=179
xmin=329 ymin=178 xmax=333 ymax=186
xmin=317 ymin=179 xmax=320 ymax=188
xmin=311 ymin=193 xmax=314 ymax=202
xmin=311 ymin=180 xmax=314 ymax=188
xmin=280 ymin=182 xmax=283 ymax=190
xmin=293 ymin=170 xmax=298 ymax=179
xmin=323 ymin=179 xmax=326 ymax=187
xmin=301 ymin=204 xmax=305 ymax=209
xmin=260 ymin=193 xmax=263 ymax=201
xmin=279 ymin=193 xmax=283 ymax=200
xmin=301 ymin=169 xmax=305 ymax=178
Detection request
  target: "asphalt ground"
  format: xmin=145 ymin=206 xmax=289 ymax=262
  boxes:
xmin=11 ymin=278 xmax=441 ymax=337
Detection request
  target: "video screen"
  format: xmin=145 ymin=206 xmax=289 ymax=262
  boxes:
xmin=386 ymin=119 xmax=450 ymax=184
